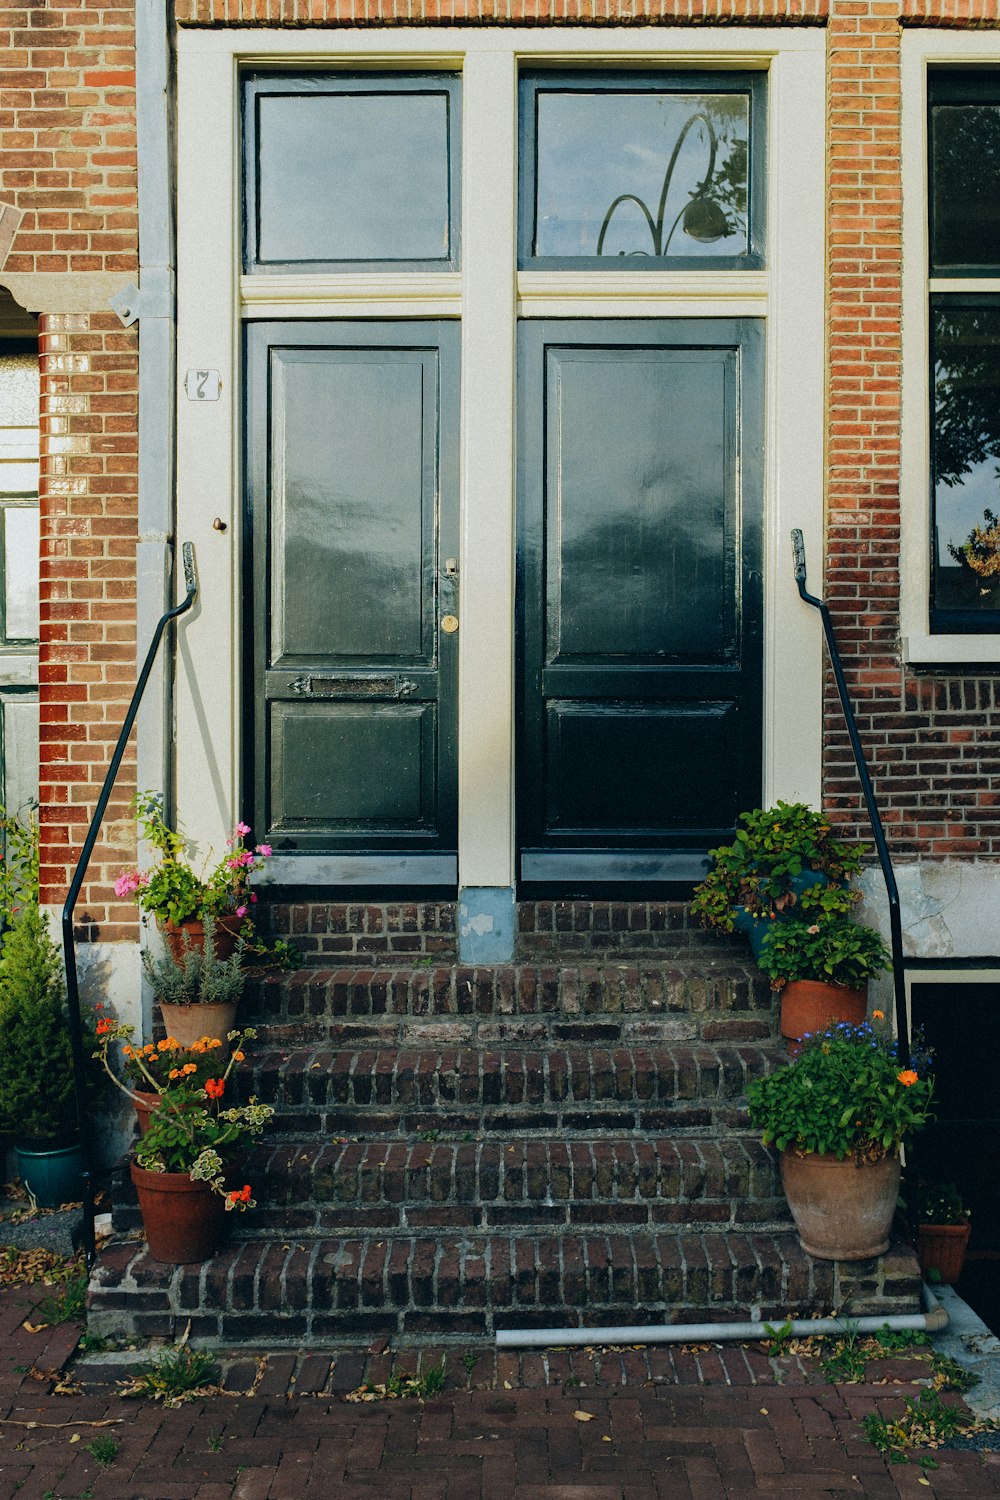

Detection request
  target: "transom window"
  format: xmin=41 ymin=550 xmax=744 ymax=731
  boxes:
xmin=928 ymin=70 xmax=1000 ymax=633
xmin=519 ymin=70 xmax=765 ymax=270
xmin=242 ymin=73 xmax=462 ymax=273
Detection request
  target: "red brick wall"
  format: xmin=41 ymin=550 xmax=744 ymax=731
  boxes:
xmin=1 ymin=0 xmax=139 ymax=936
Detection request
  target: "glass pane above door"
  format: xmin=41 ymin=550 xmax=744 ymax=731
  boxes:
xmin=243 ymin=73 xmax=461 ymax=272
xmin=520 ymin=71 xmax=765 ymax=270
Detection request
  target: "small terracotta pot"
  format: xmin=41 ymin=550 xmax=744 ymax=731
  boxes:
xmin=918 ymin=1221 xmax=971 ymax=1285
xmin=780 ymin=1149 xmax=901 ymax=1261
xmin=130 ymin=1161 xmax=227 ymax=1263
xmin=780 ymin=979 xmax=867 ymax=1055
xmin=132 ymin=1089 xmax=162 ymax=1135
xmin=160 ymin=915 xmax=243 ymax=962
xmin=158 ymin=1000 xmax=238 ymax=1050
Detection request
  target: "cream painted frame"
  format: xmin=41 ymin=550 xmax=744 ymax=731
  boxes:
xmin=174 ymin=25 xmax=826 ymax=882
xmin=901 ymin=30 xmax=1000 ymax=666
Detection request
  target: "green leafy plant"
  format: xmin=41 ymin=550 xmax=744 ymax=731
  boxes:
xmin=757 ymin=914 xmax=891 ymax=992
xmin=85 ymin=1435 xmax=120 ymax=1468
xmin=0 ymin=803 xmax=39 ymax=931
xmin=915 ymin=1179 xmax=970 ymax=1226
xmin=115 ymin=792 xmax=272 ymax=929
xmin=0 ymin=904 xmax=105 ymax=1142
xmin=95 ymin=1019 xmax=272 ymax=1208
xmin=747 ymin=1019 xmax=933 ymax=1162
xmin=690 ymin=802 xmax=863 ymax=934
xmin=119 ymin=1344 xmax=220 ymax=1406
xmin=140 ymin=921 xmax=248 ymax=1007
xmin=37 ymin=1270 xmax=88 ymax=1324
xmin=863 ymin=1387 xmax=982 ymax=1464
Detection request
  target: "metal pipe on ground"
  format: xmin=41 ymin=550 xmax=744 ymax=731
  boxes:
xmin=495 ymin=1282 xmax=948 ymax=1350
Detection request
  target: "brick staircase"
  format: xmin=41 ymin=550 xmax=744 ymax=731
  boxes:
xmin=87 ymin=902 xmax=922 ymax=1346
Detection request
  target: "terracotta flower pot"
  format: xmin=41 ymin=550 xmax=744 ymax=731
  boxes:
xmin=131 ymin=1089 xmax=162 ymax=1135
xmin=160 ymin=915 xmax=243 ymax=962
xmin=780 ymin=979 xmax=867 ymax=1055
xmin=158 ymin=1000 xmax=238 ymax=1050
xmin=130 ymin=1161 xmax=227 ymax=1263
xmin=918 ymin=1221 xmax=971 ymax=1285
xmin=780 ymin=1149 xmax=901 ymax=1261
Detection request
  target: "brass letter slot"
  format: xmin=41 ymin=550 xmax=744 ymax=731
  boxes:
xmin=288 ymin=675 xmax=417 ymax=699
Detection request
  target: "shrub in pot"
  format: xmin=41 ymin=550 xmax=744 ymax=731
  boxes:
xmin=0 ymin=903 xmax=105 ymax=1206
xmin=747 ymin=1019 xmax=933 ymax=1260
xmin=690 ymin=801 xmax=863 ymax=949
xmin=141 ymin=919 xmax=249 ymax=1048
xmin=95 ymin=1017 xmax=272 ymax=1262
xmin=914 ymin=1179 xmax=971 ymax=1285
xmin=757 ymin=912 xmax=891 ymax=1052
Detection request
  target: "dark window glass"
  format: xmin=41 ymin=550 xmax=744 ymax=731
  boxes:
xmin=244 ymin=74 xmax=460 ymax=272
xmin=930 ymin=300 xmax=1000 ymax=629
xmin=930 ymin=72 xmax=1000 ymax=275
xmin=520 ymin=72 xmax=764 ymax=270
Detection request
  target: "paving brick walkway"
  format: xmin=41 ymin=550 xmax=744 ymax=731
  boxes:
xmin=1 ymin=1282 xmax=999 ymax=1500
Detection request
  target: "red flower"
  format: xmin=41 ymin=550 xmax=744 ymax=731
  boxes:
xmin=227 ymin=1184 xmax=252 ymax=1205
xmin=204 ymin=1078 xmax=225 ymax=1100
xmin=95 ymin=1017 xmax=112 ymax=1035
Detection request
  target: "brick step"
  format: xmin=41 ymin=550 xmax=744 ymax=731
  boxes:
xmin=244 ymin=961 xmax=773 ymax=1037
xmin=87 ymin=1229 xmax=923 ymax=1345
xmin=110 ymin=1135 xmax=790 ymax=1237
xmin=234 ymin=1042 xmax=779 ymax=1136
xmin=257 ymin=900 xmax=745 ymax=965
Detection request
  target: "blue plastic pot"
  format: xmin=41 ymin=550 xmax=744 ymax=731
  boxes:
xmin=733 ymin=870 xmax=832 ymax=960
xmin=13 ymin=1142 xmax=85 ymax=1208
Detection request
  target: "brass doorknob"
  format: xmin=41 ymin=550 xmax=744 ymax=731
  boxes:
xmin=440 ymin=614 xmax=459 ymax=634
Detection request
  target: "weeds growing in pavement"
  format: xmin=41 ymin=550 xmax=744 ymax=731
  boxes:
xmin=85 ymin=1435 xmax=120 ymax=1468
xmin=345 ymin=1357 xmax=447 ymax=1403
xmin=37 ymin=1270 xmax=87 ymax=1324
xmin=863 ymin=1388 xmax=979 ymax=1464
xmin=118 ymin=1345 xmax=220 ymax=1407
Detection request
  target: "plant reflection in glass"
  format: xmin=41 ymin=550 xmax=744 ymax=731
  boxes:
xmin=596 ymin=111 xmax=733 ymax=258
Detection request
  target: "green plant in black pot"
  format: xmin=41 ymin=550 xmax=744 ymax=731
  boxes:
xmin=0 ymin=904 xmax=105 ymax=1205
xmin=690 ymin=802 xmax=863 ymax=954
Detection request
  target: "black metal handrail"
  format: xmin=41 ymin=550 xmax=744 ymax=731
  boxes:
xmin=62 ymin=542 xmax=198 ymax=1268
xmin=790 ymin=529 xmax=910 ymax=1070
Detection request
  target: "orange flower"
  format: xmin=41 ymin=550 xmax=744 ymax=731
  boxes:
xmin=168 ymin=1067 xmax=181 ymax=1079
xmin=897 ymin=1069 xmax=919 ymax=1087
xmin=872 ymin=1010 xmax=885 ymax=1021
xmin=232 ymin=1050 xmax=245 ymax=1062
xmin=204 ymin=1078 xmax=225 ymax=1100
xmin=123 ymin=1045 xmax=135 ymax=1059
xmin=226 ymin=1184 xmax=252 ymax=1206
xmin=208 ymin=1038 xmax=223 ymax=1050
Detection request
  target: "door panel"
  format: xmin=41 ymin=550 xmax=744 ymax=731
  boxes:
xmin=518 ymin=319 xmax=763 ymax=884
xmin=246 ymin=322 xmax=459 ymax=876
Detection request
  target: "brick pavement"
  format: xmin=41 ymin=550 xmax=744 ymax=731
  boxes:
xmin=1 ymin=1281 xmax=999 ymax=1500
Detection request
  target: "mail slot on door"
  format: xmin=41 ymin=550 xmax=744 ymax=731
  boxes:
xmin=286 ymin=675 xmax=418 ymax=699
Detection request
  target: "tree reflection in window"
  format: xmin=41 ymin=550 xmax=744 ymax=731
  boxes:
xmin=932 ymin=303 xmax=1000 ymax=615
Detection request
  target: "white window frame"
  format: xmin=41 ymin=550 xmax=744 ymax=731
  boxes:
xmin=901 ymin=30 xmax=1000 ymax=666
xmin=174 ymin=26 xmax=826 ymax=884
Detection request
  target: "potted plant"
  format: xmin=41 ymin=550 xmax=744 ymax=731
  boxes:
xmin=915 ymin=1179 xmax=972 ymax=1285
xmin=95 ymin=1019 xmax=271 ymax=1262
xmin=757 ymin=912 xmax=891 ymax=1052
xmin=119 ymin=1033 xmax=230 ymax=1133
xmin=0 ymin=903 xmax=105 ymax=1206
xmin=747 ymin=1019 xmax=933 ymax=1260
xmin=691 ymin=802 xmax=863 ymax=955
xmin=116 ymin=792 xmax=273 ymax=958
xmin=141 ymin=919 xmax=249 ymax=1048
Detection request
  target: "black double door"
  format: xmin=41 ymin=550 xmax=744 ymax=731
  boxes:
xmin=245 ymin=318 xmax=763 ymax=885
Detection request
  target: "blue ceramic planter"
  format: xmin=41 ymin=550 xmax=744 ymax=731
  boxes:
xmin=13 ymin=1142 xmax=85 ymax=1208
xmin=733 ymin=869 xmax=831 ymax=960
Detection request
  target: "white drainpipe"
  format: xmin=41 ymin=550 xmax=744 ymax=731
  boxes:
xmin=496 ymin=1280 xmax=948 ymax=1350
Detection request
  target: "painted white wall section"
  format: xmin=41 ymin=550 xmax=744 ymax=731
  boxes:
xmin=859 ymin=861 xmax=1000 ymax=960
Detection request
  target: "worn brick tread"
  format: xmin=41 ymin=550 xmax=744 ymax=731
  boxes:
xmin=111 ymin=1134 xmax=789 ymax=1236
xmin=233 ymin=1041 xmax=781 ymax=1135
xmin=87 ymin=1230 xmax=923 ymax=1344
xmin=246 ymin=960 xmax=773 ymax=1035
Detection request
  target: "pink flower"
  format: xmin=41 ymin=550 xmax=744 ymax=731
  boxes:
xmin=807 ymin=924 xmax=821 ymax=935
xmin=227 ymin=856 xmax=243 ymax=870
xmin=235 ymin=821 xmax=251 ymax=837
xmin=250 ymin=893 xmax=258 ymax=904
xmin=256 ymin=844 xmax=272 ymax=858
xmin=114 ymin=871 xmax=146 ymax=898
xmin=236 ymin=905 xmax=247 ymax=918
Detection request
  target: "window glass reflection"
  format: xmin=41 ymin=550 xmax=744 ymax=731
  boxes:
xmin=533 ymin=90 xmax=749 ymax=261
xmin=932 ymin=304 xmax=1000 ymax=616
xmin=930 ymin=101 xmax=1000 ymax=273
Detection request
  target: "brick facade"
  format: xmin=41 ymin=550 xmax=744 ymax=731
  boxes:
xmin=2 ymin=0 xmax=1000 ymax=934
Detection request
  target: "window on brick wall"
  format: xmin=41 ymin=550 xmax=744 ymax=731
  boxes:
xmin=928 ymin=71 xmax=1000 ymax=635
